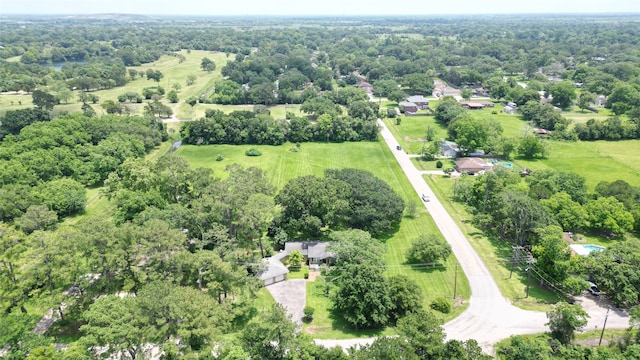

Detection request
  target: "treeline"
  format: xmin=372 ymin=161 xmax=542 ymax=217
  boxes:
xmin=180 ymin=106 xmax=379 ymax=146
xmin=454 ymin=168 xmax=640 ymax=303
xmin=0 ymin=113 xmax=165 ymax=222
xmin=0 ymin=58 xmax=128 ymax=93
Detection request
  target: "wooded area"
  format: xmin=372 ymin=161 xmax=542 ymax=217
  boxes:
xmin=1 ymin=13 xmax=640 ymax=359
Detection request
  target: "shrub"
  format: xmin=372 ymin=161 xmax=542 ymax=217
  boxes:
xmin=431 ymin=297 xmax=452 ymax=314
xmin=215 ymin=154 xmax=224 ymax=161
xmin=303 ymin=306 xmax=315 ymax=322
xmin=436 ymin=160 xmax=443 ymax=168
xmin=303 ymin=271 xmax=309 ymax=279
xmin=245 ymin=148 xmax=262 ymax=156
xmin=421 ymin=153 xmax=435 ymax=161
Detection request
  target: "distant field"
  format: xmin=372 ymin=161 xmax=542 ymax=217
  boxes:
xmin=175 ymin=140 xmax=471 ymax=336
xmin=0 ymin=50 xmax=230 ymax=118
xmin=562 ymin=106 xmax=617 ymax=124
xmin=514 ymin=139 xmax=640 ymax=189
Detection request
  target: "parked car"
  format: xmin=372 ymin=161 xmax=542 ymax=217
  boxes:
xmin=587 ymin=281 xmax=601 ymax=296
xmin=396 ymin=145 xmax=402 ymax=150
xmin=421 ymin=194 xmax=430 ymax=202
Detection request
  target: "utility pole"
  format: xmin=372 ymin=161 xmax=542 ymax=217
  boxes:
xmin=510 ymin=245 xmax=523 ymax=279
xmin=525 ymin=267 xmax=530 ymax=298
xmin=599 ymin=307 xmax=610 ymax=346
xmin=453 ymin=262 xmax=458 ymax=300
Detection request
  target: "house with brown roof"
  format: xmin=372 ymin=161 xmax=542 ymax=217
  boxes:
xmin=399 ymin=101 xmax=418 ymax=114
xmin=455 ymin=157 xmax=494 ymax=174
xmin=460 ymin=101 xmax=494 ymax=109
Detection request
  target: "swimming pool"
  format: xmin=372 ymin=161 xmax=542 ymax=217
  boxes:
xmin=569 ymin=244 xmax=605 ymax=256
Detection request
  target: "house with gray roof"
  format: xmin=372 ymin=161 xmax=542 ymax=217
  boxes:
xmin=284 ymin=241 xmax=335 ymax=265
xmin=440 ymin=140 xmax=460 ymax=158
xmin=258 ymin=256 xmax=289 ymax=286
xmin=406 ymin=95 xmax=429 ymax=109
xmin=258 ymin=242 xmax=334 ymax=286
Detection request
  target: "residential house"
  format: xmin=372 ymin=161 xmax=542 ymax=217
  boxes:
xmin=503 ymin=105 xmax=516 ymax=115
xmin=460 ymin=101 xmax=494 ymax=110
xmin=432 ymin=80 xmax=461 ymax=98
xmin=440 ymin=140 xmax=460 ymax=158
xmin=258 ymin=241 xmax=335 ymax=286
xmin=455 ymin=157 xmax=494 ymax=174
xmin=461 ymin=102 xmax=485 ymax=110
xmin=399 ymin=101 xmax=418 ymax=114
xmin=473 ymin=87 xmax=490 ymax=97
xmin=284 ymin=241 xmax=335 ymax=265
xmin=258 ymin=254 xmax=289 ymax=286
xmin=406 ymin=95 xmax=429 ymax=109
xmin=443 ymin=87 xmax=461 ymax=97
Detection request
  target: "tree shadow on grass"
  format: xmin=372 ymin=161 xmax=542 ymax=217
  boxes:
xmin=327 ymin=310 xmax=388 ymax=338
xmin=373 ymin=221 xmax=402 ymax=242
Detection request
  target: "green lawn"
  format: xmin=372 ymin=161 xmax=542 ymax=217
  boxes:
xmin=383 ymin=115 xmax=446 ymax=155
xmin=426 ymin=174 xmax=562 ymax=311
xmin=176 ymin=140 xmax=471 ymax=337
xmin=514 ymin=139 xmax=640 ymax=189
xmin=303 ymin=280 xmax=397 ymax=339
xmin=562 ymin=106 xmax=619 ymax=124
xmin=287 ymin=265 xmax=309 ymax=280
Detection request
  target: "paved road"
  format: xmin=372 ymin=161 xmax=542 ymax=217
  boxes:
xmin=375 ymin=119 xmax=629 ymax=352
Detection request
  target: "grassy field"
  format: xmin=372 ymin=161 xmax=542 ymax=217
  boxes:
xmin=175 ymin=140 xmax=471 ymax=336
xmin=514 ymin=139 xmax=640 ymax=189
xmin=0 ymin=50 xmax=230 ymax=118
xmin=562 ymin=106 xmax=617 ymax=124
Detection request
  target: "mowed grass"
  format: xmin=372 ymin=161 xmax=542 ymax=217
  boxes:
xmin=426 ymin=174 xmax=562 ymax=311
xmin=176 ymin=140 xmax=471 ymax=337
xmin=514 ymin=139 xmax=640 ymax=189
xmin=383 ymin=115 xmax=446 ymax=155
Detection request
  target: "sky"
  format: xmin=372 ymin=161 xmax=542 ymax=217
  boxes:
xmin=2 ymin=0 xmax=640 ymax=16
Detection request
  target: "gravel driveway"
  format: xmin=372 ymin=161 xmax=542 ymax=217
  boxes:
xmin=266 ymin=279 xmax=307 ymax=326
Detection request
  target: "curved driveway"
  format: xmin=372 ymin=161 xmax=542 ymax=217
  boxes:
xmin=375 ymin=119 xmax=629 ymax=352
